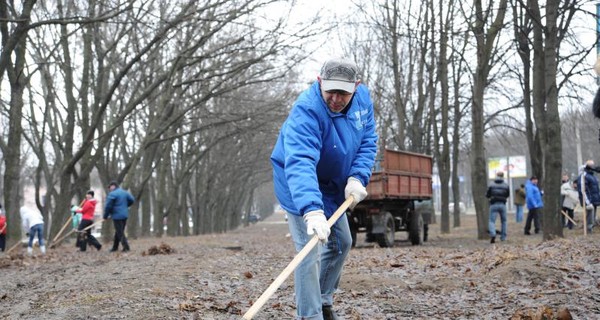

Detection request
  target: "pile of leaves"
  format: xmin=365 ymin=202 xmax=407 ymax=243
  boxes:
xmin=143 ymin=242 xmax=175 ymax=256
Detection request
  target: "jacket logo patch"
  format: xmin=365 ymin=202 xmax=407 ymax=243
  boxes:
xmin=353 ymin=111 xmax=363 ymax=130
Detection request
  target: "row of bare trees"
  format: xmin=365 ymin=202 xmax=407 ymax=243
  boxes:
xmin=0 ymin=0 xmax=319 ymax=246
xmin=343 ymin=0 xmax=597 ymax=240
xmin=0 ymin=0 xmax=598 ymax=247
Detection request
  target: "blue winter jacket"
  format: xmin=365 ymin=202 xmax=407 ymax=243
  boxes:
xmin=270 ymin=82 xmax=378 ymax=218
xmin=103 ymin=187 xmax=135 ymax=220
xmin=525 ymin=180 xmax=543 ymax=210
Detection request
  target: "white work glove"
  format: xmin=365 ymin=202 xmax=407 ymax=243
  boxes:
xmin=586 ymin=199 xmax=594 ymax=210
xmin=345 ymin=177 xmax=368 ymax=208
xmin=304 ymin=210 xmax=330 ymax=242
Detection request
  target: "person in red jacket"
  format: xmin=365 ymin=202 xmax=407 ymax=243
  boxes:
xmin=75 ymin=190 xmax=102 ymax=251
xmin=0 ymin=204 xmax=6 ymax=252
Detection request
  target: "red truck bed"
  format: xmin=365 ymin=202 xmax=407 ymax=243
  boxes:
xmin=365 ymin=149 xmax=433 ymax=200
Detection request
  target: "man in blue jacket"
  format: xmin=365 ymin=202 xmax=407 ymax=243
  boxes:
xmin=524 ymin=176 xmax=543 ymax=235
xmin=271 ymin=58 xmax=377 ymax=320
xmin=104 ymin=181 xmax=135 ymax=252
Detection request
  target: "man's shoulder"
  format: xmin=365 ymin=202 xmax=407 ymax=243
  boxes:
xmin=492 ymin=180 xmax=509 ymax=188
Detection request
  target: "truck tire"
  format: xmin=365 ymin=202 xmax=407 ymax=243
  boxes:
xmin=376 ymin=212 xmax=395 ymax=248
xmin=409 ymin=212 xmax=423 ymax=245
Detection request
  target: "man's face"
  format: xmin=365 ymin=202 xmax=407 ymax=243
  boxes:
xmin=318 ymin=77 xmax=358 ymax=113
xmin=532 ymin=178 xmax=538 ymax=185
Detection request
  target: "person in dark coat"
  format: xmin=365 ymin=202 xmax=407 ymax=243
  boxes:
xmin=103 ymin=181 xmax=135 ymax=252
xmin=577 ymin=160 xmax=600 ymax=233
xmin=486 ymin=171 xmax=510 ymax=243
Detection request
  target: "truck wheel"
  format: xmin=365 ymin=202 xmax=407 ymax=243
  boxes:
xmin=376 ymin=212 xmax=395 ymax=248
xmin=409 ymin=212 xmax=423 ymax=245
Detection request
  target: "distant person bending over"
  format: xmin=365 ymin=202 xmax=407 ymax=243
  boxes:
xmin=524 ymin=176 xmax=543 ymax=235
xmin=20 ymin=206 xmax=46 ymax=255
xmin=486 ymin=171 xmax=510 ymax=243
xmin=103 ymin=181 xmax=135 ymax=252
xmin=271 ymin=58 xmax=377 ymax=320
xmin=75 ymin=190 xmax=102 ymax=251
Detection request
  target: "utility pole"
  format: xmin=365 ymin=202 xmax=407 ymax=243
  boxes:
xmin=576 ymin=122 xmax=583 ymax=170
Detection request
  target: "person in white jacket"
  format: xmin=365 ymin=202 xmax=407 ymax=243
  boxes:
xmin=561 ymin=175 xmax=579 ymax=230
xmin=20 ymin=206 xmax=45 ymax=255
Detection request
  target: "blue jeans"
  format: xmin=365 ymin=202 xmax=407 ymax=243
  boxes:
xmin=586 ymin=206 xmax=597 ymax=232
xmin=488 ymin=203 xmax=507 ymax=241
xmin=287 ymin=212 xmax=352 ymax=320
xmin=515 ymin=204 xmax=524 ymax=223
xmin=28 ymin=223 xmax=44 ymax=247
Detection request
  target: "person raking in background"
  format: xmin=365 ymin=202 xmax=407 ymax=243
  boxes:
xmin=104 ymin=181 xmax=135 ymax=252
xmin=271 ymin=58 xmax=378 ymax=320
xmin=524 ymin=176 xmax=543 ymax=235
xmin=70 ymin=202 xmax=83 ymax=247
xmin=20 ymin=206 xmax=46 ymax=255
xmin=577 ymin=160 xmax=600 ymax=233
xmin=486 ymin=171 xmax=510 ymax=243
xmin=560 ymin=174 xmax=578 ymax=230
xmin=75 ymin=190 xmax=102 ymax=251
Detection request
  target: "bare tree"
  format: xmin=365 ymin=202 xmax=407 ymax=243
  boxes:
xmin=0 ymin=0 xmax=38 ymax=247
xmin=468 ymin=0 xmax=509 ymax=239
xmin=3 ymin=0 xmax=320 ymax=244
xmin=511 ymin=0 xmax=595 ymax=239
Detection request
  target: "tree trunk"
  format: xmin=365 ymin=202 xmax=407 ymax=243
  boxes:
xmin=470 ymin=0 xmax=508 ymax=239
xmin=1 ymin=0 xmax=37 ymax=247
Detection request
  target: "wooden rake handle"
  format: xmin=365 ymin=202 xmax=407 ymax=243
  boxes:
xmin=560 ymin=210 xmax=577 ymax=226
xmin=242 ymin=196 xmax=354 ymax=320
xmin=51 ymin=219 xmax=105 ymax=248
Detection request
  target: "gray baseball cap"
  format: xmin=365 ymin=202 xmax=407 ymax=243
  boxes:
xmin=320 ymin=58 xmax=359 ymax=93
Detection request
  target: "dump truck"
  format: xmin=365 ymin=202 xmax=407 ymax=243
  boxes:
xmin=348 ymin=148 xmax=433 ymax=247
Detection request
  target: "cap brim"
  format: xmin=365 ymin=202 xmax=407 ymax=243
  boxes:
xmin=321 ymin=80 xmax=355 ymax=93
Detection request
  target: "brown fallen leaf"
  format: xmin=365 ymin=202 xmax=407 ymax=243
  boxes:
xmin=556 ymin=307 xmax=573 ymax=320
xmin=244 ymin=271 xmax=253 ymax=279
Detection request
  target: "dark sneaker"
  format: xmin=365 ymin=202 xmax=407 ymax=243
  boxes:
xmin=490 ymin=236 xmax=496 ymax=244
xmin=96 ymin=245 xmax=102 ymax=251
xmin=109 ymin=248 xmax=118 ymax=252
xmin=122 ymin=248 xmax=130 ymax=252
xmin=524 ymin=231 xmax=531 ymax=235
xmin=322 ymin=305 xmax=339 ymax=320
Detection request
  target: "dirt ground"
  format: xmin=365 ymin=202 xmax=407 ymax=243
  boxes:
xmin=1 ymin=212 xmax=599 ymax=320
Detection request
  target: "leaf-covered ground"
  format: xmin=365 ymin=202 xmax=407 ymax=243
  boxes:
xmin=0 ymin=213 xmax=599 ymax=319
